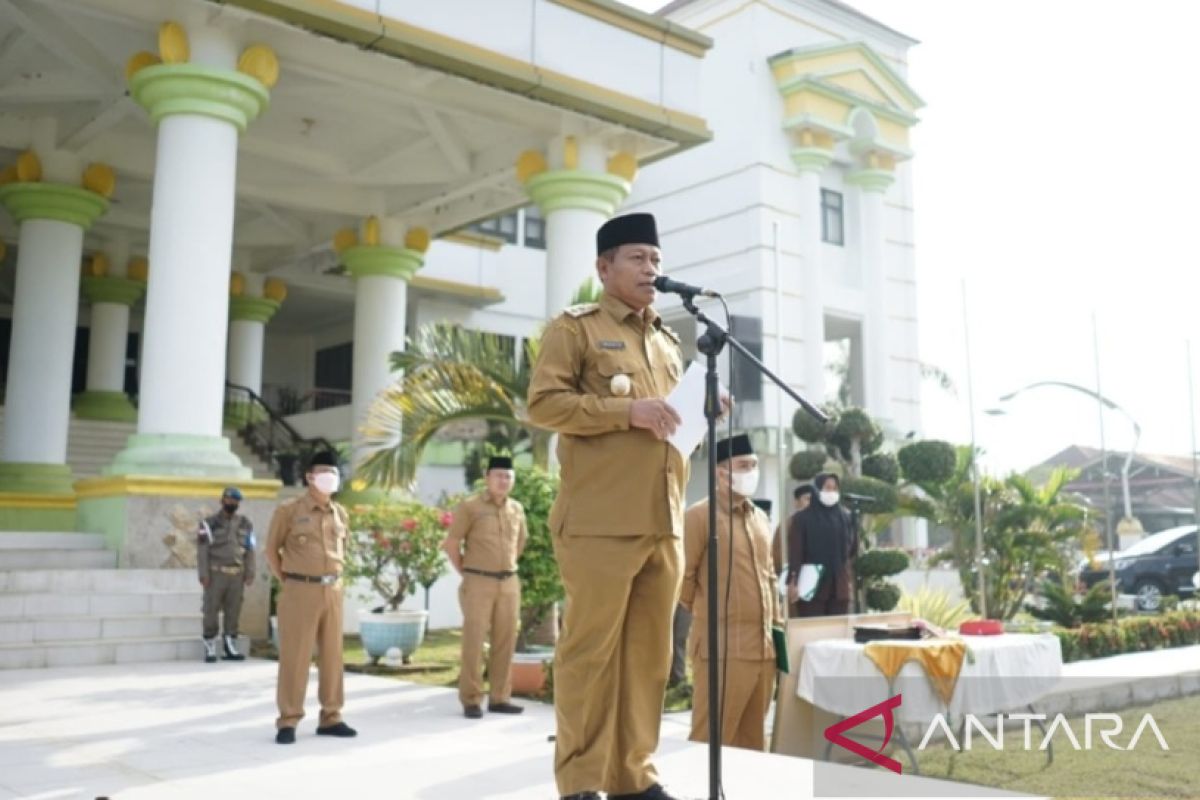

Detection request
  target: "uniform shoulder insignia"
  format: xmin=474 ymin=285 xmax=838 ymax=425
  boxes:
xmin=563 ymin=303 xmax=599 ymax=319
xmin=659 ymin=324 xmax=681 ymax=345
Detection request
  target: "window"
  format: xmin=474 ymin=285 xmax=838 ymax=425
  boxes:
xmin=821 ymin=189 xmax=844 ymax=246
xmin=470 ymin=211 xmax=518 ymax=244
xmin=523 ymin=206 xmax=546 ymax=250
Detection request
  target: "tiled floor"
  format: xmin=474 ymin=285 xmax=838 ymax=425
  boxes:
xmin=0 ymin=659 xmax=1016 ymax=800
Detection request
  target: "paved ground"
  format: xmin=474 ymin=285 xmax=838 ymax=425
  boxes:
xmin=0 ymin=660 xmax=1022 ymax=800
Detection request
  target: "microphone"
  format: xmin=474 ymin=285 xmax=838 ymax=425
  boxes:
xmin=652 ymin=275 xmax=721 ymax=298
xmin=843 ymin=492 xmax=877 ymax=505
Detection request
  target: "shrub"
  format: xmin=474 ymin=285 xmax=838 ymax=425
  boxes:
xmin=789 ymin=450 xmax=828 ymax=481
xmin=1054 ymin=611 xmax=1200 ymax=662
xmin=865 ymin=582 xmax=902 ymax=612
xmin=841 ymin=475 xmax=899 ymax=515
xmin=897 ymin=440 xmax=957 ymax=485
xmin=862 ymin=453 xmax=900 ymax=485
xmin=898 ymin=586 xmax=976 ymax=629
xmin=792 ymin=407 xmax=832 ymax=444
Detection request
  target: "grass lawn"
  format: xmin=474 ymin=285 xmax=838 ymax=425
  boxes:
xmin=907 ymin=694 xmax=1200 ymax=799
xmin=342 ymin=628 xmax=462 ymax=689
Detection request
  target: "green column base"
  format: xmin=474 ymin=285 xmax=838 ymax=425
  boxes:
xmin=107 ymin=433 xmax=251 ymax=479
xmin=0 ymin=462 xmax=75 ymax=494
xmin=74 ymin=391 xmax=138 ymax=422
xmin=0 ymin=503 xmax=78 ymax=532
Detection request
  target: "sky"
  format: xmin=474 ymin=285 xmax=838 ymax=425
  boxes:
xmin=624 ymin=0 xmax=1200 ymax=475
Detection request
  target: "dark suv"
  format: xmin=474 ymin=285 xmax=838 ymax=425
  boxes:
xmin=1079 ymin=525 xmax=1200 ymax=612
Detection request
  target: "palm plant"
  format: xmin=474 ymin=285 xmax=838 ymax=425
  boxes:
xmin=357 ymin=278 xmax=602 ymax=489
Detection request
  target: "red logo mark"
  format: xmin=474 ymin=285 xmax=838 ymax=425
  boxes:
xmin=823 ymin=694 xmax=903 ymax=774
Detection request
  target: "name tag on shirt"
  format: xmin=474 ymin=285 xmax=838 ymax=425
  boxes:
xmin=598 ymin=340 xmax=626 ymax=350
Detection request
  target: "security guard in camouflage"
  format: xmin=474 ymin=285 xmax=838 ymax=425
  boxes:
xmin=197 ymin=487 xmax=256 ymax=662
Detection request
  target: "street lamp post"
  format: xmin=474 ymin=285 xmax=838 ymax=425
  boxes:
xmin=984 ymin=379 xmax=1139 ymax=625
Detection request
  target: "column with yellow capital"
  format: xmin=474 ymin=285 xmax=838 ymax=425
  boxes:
xmin=225 ymin=271 xmax=286 ymax=426
xmin=847 ymin=155 xmax=896 ymax=423
xmin=518 ymin=137 xmax=635 ymax=316
xmin=111 ymin=22 xmax=280 ymax=477
xmin=75 ymin=236 xmax=146 ymax=423
xmin=791 ymin=131 xmax=836 ymax=406
xmin=0 ymin=142 xmax=112 ymax=506
xmin=333 ymin=218 xmax=429 ymax=488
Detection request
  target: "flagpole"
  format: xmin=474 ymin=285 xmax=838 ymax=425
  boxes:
xmin=1188 ymin=340 xmax=1200 ymax=590
xmin=1093 ymin=312 xmax=1119 ymax=625
xmin=961 ymin=279 xmax=987 ymax=619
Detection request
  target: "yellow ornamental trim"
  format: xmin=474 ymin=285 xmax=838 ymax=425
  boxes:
xmin=563 ymin=136 xmax=579 ymax=169
xmin=404 ymin=226 xmax=431 ymax=253
xmin=238 ymin=44 xmax=280 ymax=89
xmin=263 ymin=277 xmax=287 ymax=302
xmin=86 ymin=253 xmax=110 ymax=278
xmin=606 ymin=151 xmax=638 ymax=182
xmin=125 ymin=51 xmax=161 ymax=81
xmin=515 ymin=150 xmax=548 ymax=183
xmin=15 ymin=151 xmax=42 ymax=182
xmin=82 ymin=163 xmax=116 ymax=198
xmin=332 ymin=227 xmax=358 ymax=253
xmin=127 ymin=256 xmax=149 ymax=282
xmin=363 ymin=215 xmax=381 ymax=246
xmin=158 ymin=21 xmax=190 ymax=64
xmin=229 ymin=271 xmax=245 ymax=297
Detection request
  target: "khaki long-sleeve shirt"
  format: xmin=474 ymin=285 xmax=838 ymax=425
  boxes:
xmin=265 ymin=494 xmax=350 ymax=579
xmin=527 ymin=292 xmax=687 ymax=538
xmin=446 ymin=492 xmax=528 ymax=573
xmin=681 ymin=496 xmax=782 ymax=662
xmin=197 ymin=511 xmax=255 ymax=578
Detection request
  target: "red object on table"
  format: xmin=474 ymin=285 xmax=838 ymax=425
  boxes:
xmin=959 ymin=620 xmax=1004 ymax=636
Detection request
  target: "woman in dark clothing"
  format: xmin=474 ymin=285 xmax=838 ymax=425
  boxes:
xmin=785 ymin=473 xmax=858 ymax=617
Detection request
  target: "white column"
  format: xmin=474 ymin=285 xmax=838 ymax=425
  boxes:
xmin=77 ymin=239 xmax=144 ymax=422
xmin=2 ymin=220 xmax=85 ymax=464
xmin=849 ymin=168 xmax=895 ymax=422
xmin=519 ymin=139 xmax=633 ymax=316
xmin=792 ymin=149 xmax=832 ymax=405
xmin=227 ymin=319 xmax=265 ymax=395
xmin=87 ymin=304 xmax=130 ymax=391
xmin=352 ymin=275 xmax=408 ymax=460
xmin=112 ymin=23 xmax=274 ymax=476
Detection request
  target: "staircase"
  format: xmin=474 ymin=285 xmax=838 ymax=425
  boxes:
xmin=0 ymin=532 xmax=248 ymax=669
xmin=0 ymin=409 xmax=277 ymax=480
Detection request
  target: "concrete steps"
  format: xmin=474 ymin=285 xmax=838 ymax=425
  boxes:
xmin=0 ymin=532 xmax=250 ymax=670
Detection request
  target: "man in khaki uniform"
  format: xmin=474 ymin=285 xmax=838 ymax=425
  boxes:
xmin=681 ymin=433 xmax=782 ymax=751
xmin=444 ymin=455 xmax=528 ymax=719
xmin=265 ymin=450 xmax=357 ymax=745
xmin=529 ymin=212 xmax=703 ymax=800
xmin=197 ymin=486 xmax=255 ymax=663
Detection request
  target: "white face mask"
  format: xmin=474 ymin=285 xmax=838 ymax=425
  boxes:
xmin=311 ymin=472 xmax=340 ymax=495
xmin=730 ymin=468 xmax=760 ymax=497
xmin=819 ymin=490 xmax=840 ymax=507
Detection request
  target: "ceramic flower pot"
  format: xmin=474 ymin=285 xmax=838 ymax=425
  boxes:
xmin=358 ymin=609 xmax=429 ymax=663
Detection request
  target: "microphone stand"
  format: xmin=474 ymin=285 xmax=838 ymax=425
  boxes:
xmin=680 ymin=293 xmax=827 ymax=800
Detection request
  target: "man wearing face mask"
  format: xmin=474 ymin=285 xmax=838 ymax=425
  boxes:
xmin=680 ymin=433 xmax=782 ymax=751
xmin=197 ymin=487 xmax=256 ymax=663
xmin=786 ymin=473 xmax=857 ymax=617
xmin=265 ymin=450 xmax=356 ymax=745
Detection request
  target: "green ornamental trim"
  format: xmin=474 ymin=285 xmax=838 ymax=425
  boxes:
xmin=0 ymin=183 xmax=109 ymax=229
xmin=525 ymin=169 xmax=631 ymax=215
xmin=790 ymin=146 xmax=833 ymax=173
xmin=129 ymin=63 xmax=270 ymax=133
xmin=341 ymin=245 xmax=424 ymax=281
xmin=73 ymin=390 xmax=137 ymax=422
xmin=230 ymin=295 xmax=281 ymax=323
xmin=846 ymin=167 xmax=895 ymax=193
xmin=0 ymin=462 xmax=75 ymax=495
xmin=82 ymin=276 xmax=145 ymax=307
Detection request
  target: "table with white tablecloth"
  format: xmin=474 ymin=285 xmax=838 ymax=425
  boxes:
xmin=797 ymin=633 xmax=1064 ymax=771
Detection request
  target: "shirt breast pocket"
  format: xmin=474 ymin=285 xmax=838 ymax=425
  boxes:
xmin=592 ymin=353 xmax=645 ymax=399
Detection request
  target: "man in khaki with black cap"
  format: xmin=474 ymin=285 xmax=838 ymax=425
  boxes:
xmin=681 ymin=433 xmax=782 ymax=751
xmin=444 ymin=454 xmax=528 ymax=719
xmin=197 ymin=486 xmax=255 ymax=663
xmin=265 ymin=450 xmax=357 ymax=745
xmin=530 ymin=212 xmax=723 ymax=800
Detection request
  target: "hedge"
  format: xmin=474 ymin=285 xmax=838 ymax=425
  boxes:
xmin=1054 ymin=611 xmax=1200 ymax=663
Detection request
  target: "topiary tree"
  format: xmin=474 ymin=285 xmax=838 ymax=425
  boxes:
xmin=862 ymin=453 xmax=900 ymax=485
xmin=855 ymin=548 xmax=910 ymax=611
xmin=898 ymin=440 xmax=957 ymax=488
xmin=789 ymin=450 xmax=828 ymax=482
xmin=792 ymin=406 xmax=833 ymax=445
xmin=841 ymin=475 xmax=899 ymax=515
xmin=830 ymin=408 xmax=883 ymax=476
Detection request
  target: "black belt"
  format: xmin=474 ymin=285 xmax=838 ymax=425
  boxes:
xmin=283 ymin=572 xmax=340 ymax=585
xmin=463 ymin=568 xmax=516 ymax=580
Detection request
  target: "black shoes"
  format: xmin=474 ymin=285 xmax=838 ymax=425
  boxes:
xmin=463 ymin=705 xmax=483 ymax=719
xmin=561 ymin=794 xmax=602 ymax=800
xmin=611 ymin=784 xmax=686 ymax=800
xmin=275 ymin=727 xmax=295 ymax=745
xmin=488 ymin=701 xmax=525 ymax=714
xmin=316 ymin=722 xmax=358 ymax=737
xmin=222 ymin=635 xmax=245 ymax=661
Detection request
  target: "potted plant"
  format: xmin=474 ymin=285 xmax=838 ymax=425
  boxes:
xmin=343 ymin=500 xmax=451 ymax=663
xmin=507 ymin=464 xmax=562 ymax=695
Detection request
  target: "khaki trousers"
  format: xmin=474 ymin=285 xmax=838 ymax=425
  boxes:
xmin=689 ymin=657 xmax=775 ymax=751
xmin=275 ymin=581 xmax=344 ymax=729
xmin=458 ymin=572 xmax=520 ymax=707
xmin=552 ymin=533 xmax=681 ymax=796
xmin=202 ymin=570 xmax=244 ymax=639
